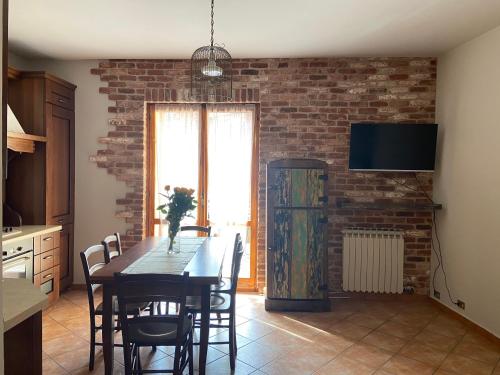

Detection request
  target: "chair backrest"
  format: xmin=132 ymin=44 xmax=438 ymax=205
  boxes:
xmin=102 ymin=232 xmax=122 ymax=263
xmin=114 ymin=272 xmax=191 ymax=352
xmin=180 ymin=225 xmax=211 ymax=237
xmin=80 ymin=244 xmax=108 ymax=314
xmin=230 ymin=233 xmax=244 ymax=293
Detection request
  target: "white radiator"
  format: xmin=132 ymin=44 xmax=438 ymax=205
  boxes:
xmin=342 ymin=229 xmax=404 ymax=294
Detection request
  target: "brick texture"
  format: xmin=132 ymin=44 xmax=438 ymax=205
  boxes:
xmin=90 ymin=57 xmax=436 ymax=294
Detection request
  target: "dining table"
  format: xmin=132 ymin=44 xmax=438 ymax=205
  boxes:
xmin=90 ymin=235 xmax=227 ymax=375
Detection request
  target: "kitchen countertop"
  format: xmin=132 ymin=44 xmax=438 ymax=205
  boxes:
xmin=3 ymin=278 xmax=48 ymax=332
xmin=2 ymin=225 xmax=62 ymax=245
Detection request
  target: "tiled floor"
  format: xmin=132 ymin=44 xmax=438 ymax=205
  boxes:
xmin=42 ymin=289 xmax=500 ymax=375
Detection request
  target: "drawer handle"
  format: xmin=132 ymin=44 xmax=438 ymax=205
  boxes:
xmin=43 ymin=255 xmax=53 ymax=260
xmin=43 ymin=273 xmax=53 ymax=279
xmin=43 ymin=237 xmax=52 ymax=241
xmin=57 ymin=98 xmax=65 ymax=103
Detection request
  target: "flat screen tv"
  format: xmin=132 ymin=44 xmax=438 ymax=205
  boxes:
xmin=349 ymin=123 xmax=438 ymax=172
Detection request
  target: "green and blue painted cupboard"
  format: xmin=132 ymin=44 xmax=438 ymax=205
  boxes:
xmin=265 ymin=159 xmax=330 ymax=311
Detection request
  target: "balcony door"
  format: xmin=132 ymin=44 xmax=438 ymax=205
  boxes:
xmin=146 ymin=103 xmax=258 ymax=290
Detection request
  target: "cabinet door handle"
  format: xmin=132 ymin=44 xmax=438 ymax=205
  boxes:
xmin=43 ymin=237 xmax=52 ymax=241
xmin=57 ymin=98 xmax=65 ymax=103
xmin=43 ymin=255 xmax=53 ymax=260
xmin=43 ymin=273 xmax=53 ymax=279
xmin=56 ymin=219 xmax=64 ymax=223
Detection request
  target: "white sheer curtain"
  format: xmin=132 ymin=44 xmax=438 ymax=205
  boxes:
xmin=207 ymin=105 xmax=254 ymax=277
xmin=154 ymin=104 xmax=200 ymax=227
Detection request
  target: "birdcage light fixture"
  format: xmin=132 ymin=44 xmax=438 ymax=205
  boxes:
xmin=191 ymin=0 xmax=232 ymax=102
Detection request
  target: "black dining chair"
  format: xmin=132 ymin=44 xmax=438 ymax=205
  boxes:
xmin=102 ymin=232 xmax=122 ymax=263
xmin=187 ymin=233 xmax=244 ymax=370
xmin=114 ymin=272 xmax=194 ymax=375
xmin=80 ymin=244 xmax=151 ymax=371
xmin=180 ymin=225 xmax=211 ymax=237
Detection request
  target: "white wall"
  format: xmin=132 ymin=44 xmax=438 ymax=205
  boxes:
xmin=8 ymin=54 xmax=128 ymax=284
xmin=434 ymin=25 xmax=500 ymax=337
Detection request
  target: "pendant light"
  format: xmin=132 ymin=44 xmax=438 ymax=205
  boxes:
xmin=191 ymin=0 xmax=232 ymax=102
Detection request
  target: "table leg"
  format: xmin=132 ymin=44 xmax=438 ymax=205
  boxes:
xmin=103 ymin=284 xmax=115 ymax=375
xmin=198 ymin=285 xmax=211 ymax=375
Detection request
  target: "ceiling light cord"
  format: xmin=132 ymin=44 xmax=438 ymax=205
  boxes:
xmin=210 ymin=0 xmax=215 ymax=48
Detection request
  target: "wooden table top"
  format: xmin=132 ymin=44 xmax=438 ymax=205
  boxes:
xmin=90 ymin=236 xmax=228 ymax=285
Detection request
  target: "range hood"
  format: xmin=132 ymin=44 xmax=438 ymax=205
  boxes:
xmin=7 ymin=104 xmax=46 ymax=153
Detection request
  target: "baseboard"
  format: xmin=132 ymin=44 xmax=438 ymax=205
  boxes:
xmin=429 ymin=297 xmax=500 ymax=345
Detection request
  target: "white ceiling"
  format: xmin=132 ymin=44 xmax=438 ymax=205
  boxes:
xmin=9 ymin=0 xmax=500 ymax=60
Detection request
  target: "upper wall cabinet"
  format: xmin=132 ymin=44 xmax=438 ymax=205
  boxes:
xmin=7 ymin=71 xmax=76 ymax=226
xmin=7 ymin=70 xmax=76 ymax=290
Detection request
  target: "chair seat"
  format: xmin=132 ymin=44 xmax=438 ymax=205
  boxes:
xmin=211 ymin=277 xmax=232 ymax=292
xmin=128 ymin=318 xmax=193 ymax=346
xmin=186 ymin=293 xmax=231 ymax=312
xmin=95 ymin=298 xmax=150 ymax=316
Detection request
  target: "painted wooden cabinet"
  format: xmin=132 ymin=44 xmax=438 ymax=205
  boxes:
xmin=265 ymin=159 xmax=330 ymax=311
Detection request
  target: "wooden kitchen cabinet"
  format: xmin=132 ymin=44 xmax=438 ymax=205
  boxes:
xmin=7 ymin=70 xmax=76 ymax=291
xmin=46 ymin=105 xmax=75 ymax=225
xmin=33 ymin=231 xmax=61 ymax=304
xmin=58 ymin=224 xmax=74 ymax=290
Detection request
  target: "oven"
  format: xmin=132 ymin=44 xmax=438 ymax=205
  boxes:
xmin=2 ymin=237 xmax=34 ymax=281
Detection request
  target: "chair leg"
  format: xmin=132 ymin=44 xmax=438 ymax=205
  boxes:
xmin=124 ymin=343 xmax=133 ymax=375
xmin=89 ymin=321 xmax=96 ymax=371
xmin=229 ymin=314 xmax=236 ymax=370
xmin=149 ymin=307 xmax=157 ymax=352
xmin=188 ymin=331 xmax=194 ymax=375
xmin=217 ymin=312 xmax=222 ymax=323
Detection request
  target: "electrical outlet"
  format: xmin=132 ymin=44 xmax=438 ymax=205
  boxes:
xmin=456 ymin=300 xmax=466 ymax=310
xmin=433 ymin=290 xmax=440 ymax=299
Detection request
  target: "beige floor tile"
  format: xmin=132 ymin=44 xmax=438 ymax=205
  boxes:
xmin=425 ymin=320 xmax=467 ymax=339
xmin=311 ymin=330 xmax=354 ymax=353
xmin=269 ymin=345 xmax=338 ymax=373
xmin=43 ymin=357 xmax=67 ymax=375
xmin=389 ymin=313 xmax=432 ymax=330
xmin=361 ymin=331 xmax=406 ymax=353
xmin=453 ymin=338 xmax=500 ymax=365
xmin=439 ymin=353 xmax=495 ymax=375
xmin=237 ymin=320 xmax=275 ymax=340
xmin=381 ymin=355 xmax=435 ymax=375
xmin=43 ymin=333 xmax=89 ymax=357
xmin=40 ymin=289 xmax=500 ymax=375
xmin=236 ymin=342 xmax=287 ymax=369
xmin=346 ymin=313 xmax=387 ymax=329
xmin=205 ymin=356 xmax=255 ymax=375
xmin=414 ymin=329 xmax=460 ymax=352
xmin=255 ymin=329 xmax=313 ymax=350
xmin=398 ymin=341 xmax=448 ymax=367
xmin=342 ymin=343 xmax=392 ymax=368
xmin=315 ymin=355 xmax=376 ymax=375
xmin=329 ymin=321 xmax=373 ymax=341
xmin=375 ymin=321 xmax=421 ymax=340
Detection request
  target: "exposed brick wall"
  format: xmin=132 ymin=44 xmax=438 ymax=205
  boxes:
xmin=90 ymin=57 xmax=436 ymax=294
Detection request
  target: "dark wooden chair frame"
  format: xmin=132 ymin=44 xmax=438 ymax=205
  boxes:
xmin=180 ymin=225 xmax=211 ymax=237
xmin=80 ymin=244 xmax=124 ymax=371
xmin=189 ymin=233 xmax=244 ymax=370
xmin=102 ymin=232 xmax=122 ymax=263
xmin=114 ymin=272 xmax=194 ymax=375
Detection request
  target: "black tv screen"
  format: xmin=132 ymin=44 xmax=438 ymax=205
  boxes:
xmin=349 ymin=123 xmax=438 ymax=172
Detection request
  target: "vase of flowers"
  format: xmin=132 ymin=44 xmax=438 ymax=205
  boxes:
xmin=157 ymin=185 xmax=197 ymax=253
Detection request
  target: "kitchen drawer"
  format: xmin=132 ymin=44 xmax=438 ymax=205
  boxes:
xmin=40 ymin=233 xmax=56 ymax=253
xmin=46 ymin=80 xmax=74 ymax=110
xmin=53 ymin=247 xmax=60 ymax=266
xmin=40 ymin=268 xmax=55 ymax=284
xmin=34 ymin=255 xmax=41 ymax=275
xmin=40 ymin=250 xmax=54 ymax=272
